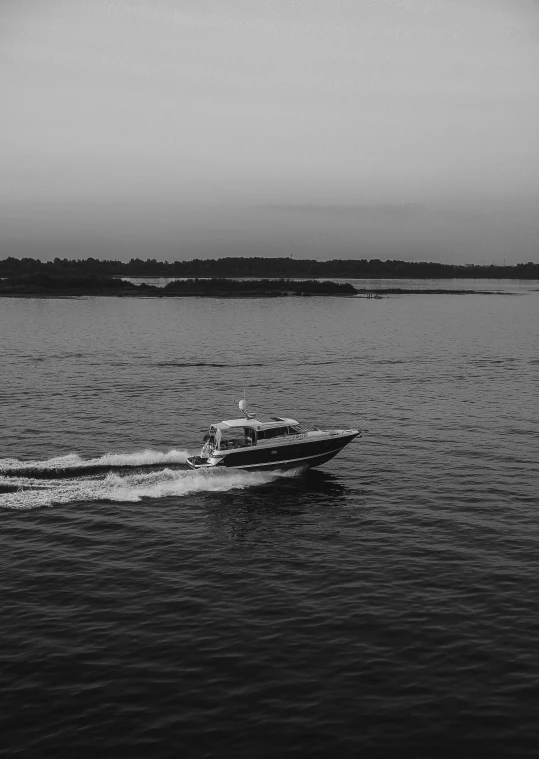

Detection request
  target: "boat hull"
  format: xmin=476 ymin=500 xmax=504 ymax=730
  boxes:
xmin=186 ymin=431 xmax=359 ymax=471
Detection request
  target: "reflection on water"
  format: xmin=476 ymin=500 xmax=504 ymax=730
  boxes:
xmin=204 ymin=470 xmax=352 ymax=542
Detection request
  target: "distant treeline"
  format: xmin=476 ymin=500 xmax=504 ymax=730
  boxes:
xmin=1 ymin=256 xmax=538 ymax=279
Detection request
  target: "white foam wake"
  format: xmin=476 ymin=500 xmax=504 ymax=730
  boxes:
xmin=0 ymin=467 xmax=293 ymax=510
xmin=0 ymin=449 xmax=191 ymax=474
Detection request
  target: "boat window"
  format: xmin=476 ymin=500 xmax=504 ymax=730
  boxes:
xmin=258 ymin=426 xmax=289 ymax=440
xmin=242 ymin=428 xmax=256 ymax=446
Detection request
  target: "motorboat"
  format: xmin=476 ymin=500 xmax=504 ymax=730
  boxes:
xmin=186 ymin=398 xmax=362 ymax=471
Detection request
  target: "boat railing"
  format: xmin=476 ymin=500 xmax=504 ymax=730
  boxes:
xmin=301 ymin=420 xmax=369 ymax=434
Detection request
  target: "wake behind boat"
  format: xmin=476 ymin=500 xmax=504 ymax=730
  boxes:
xmin=186 ymin=398 xmax=362 ymax=471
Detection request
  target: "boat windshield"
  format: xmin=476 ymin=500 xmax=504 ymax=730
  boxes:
xmin=217 ymin=427 xmax=255 ymax=450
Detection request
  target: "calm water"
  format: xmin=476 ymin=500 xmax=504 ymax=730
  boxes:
xmin=1 ymin=284 xmax=538 ymax=756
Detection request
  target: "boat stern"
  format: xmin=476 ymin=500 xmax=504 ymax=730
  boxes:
xmin=186 ymin=455 xmax=215 ymax=469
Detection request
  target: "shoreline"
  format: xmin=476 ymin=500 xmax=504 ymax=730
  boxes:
xmin=0 ymin=288 xmax=510 ymax=298
xmin=0 ymin=273 xmax=513 ymax=298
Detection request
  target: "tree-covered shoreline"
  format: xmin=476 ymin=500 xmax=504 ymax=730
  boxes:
xmin=0 ymin=273 xmax=507 ymax=297
xmin=0 ymin=274 xmax=356 ymax=297
xmin=0 ymin=256 xmax=538 ymax=279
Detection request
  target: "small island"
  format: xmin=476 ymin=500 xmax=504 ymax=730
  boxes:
xmin=0 ymin=274 xmax=357 ymax=297
xmin=0 ymin=273 xmax=506 ymax=298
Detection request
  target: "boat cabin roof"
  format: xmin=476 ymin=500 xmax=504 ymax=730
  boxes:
xmin=214 ymin=416 xmax=299 ymax=431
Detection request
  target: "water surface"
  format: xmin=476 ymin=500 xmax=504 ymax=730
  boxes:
xmin=2 ymin=285 xmax=538 ymax=756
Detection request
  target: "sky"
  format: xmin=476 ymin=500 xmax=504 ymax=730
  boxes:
xmin=1 ymin=0 xmax=538 ymax=263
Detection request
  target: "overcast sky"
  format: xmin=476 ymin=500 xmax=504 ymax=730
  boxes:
xmin=1 ymin=0 xmax=538 ymax=262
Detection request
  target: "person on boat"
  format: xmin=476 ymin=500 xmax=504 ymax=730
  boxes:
xmin=201 ymin=433 xmax=214 ymax=459
xmin=215 ymin=427 xmax=222 ymax=450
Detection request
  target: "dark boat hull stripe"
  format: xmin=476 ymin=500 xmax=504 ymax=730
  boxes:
xmin=187 ymin=433 xmax=358 ymax=470
xmin=224 ymin=448 xmax=347 ymax=470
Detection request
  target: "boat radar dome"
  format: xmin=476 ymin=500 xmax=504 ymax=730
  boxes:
xmin=239 ymin=398 xmax=255 ymax=419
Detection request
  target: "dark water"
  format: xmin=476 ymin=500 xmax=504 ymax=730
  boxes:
xmin=2 ymin=285 xmax=538 ymax=756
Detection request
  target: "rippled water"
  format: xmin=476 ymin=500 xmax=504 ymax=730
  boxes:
xmin=2 ymin=284 xmax=538 ymax=756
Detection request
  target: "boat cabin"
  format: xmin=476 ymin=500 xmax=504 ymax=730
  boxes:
xmin=202 ymin=416 xmax=303 ymax=454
